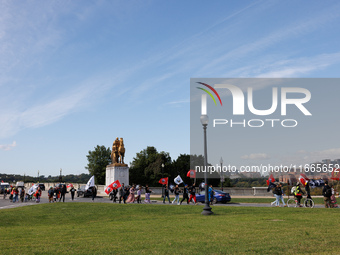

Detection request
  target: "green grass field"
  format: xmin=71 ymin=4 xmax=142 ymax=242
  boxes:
xmin=151 ymin=196 xmax=326 ymax=204
xmin=0 ymin=203 xmax=339 ymax=254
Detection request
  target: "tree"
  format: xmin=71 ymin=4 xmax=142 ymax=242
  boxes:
xmin=86 ymin=145 xmax=111 ymax=185
xmin=129 ymin=146 xmax=171 ymax=186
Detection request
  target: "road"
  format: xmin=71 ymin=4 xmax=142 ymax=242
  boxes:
xmin=0 ymin=191 xmax=325 ymax=210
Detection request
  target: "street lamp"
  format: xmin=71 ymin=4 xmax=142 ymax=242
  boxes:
xmin=161 ymin=163 xmax=165 ymax=198
xmin=60 ymin=168 xmax=62 ymax=183
xmin=38 ymin=170 xmax=40 ymax=183
xmin=200 ymin=114 xmax=213 ymax=215
xmin=220 ymin=157 xmax=224 ymax=191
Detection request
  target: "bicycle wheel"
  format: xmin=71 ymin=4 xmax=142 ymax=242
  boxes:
xmin=304 ymin=198 xmax=314 ymax=208
xmin=287 ymin=198 xmax=296 ymax=207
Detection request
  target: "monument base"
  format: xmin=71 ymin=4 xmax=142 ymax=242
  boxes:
xmin=106 ymin=165 xmax=129 ymax=187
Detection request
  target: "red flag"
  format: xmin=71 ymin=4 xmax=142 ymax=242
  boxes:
xmin=187 ymin=170 xmax=196 ymax=178
xmin=158 ymin=177 xmax=168 ymax=185
xmin=331 ymin=168 xmax=340 ymax=181
xmin=67 ymin=183 xmax=73 ymax=188
xmin=299 ymin=174 xmax=310 ymax=187
xmin=269 ymin=174 xmax=275 ymax=183
xmin=105 ymin=180 xmax=122 ymax=194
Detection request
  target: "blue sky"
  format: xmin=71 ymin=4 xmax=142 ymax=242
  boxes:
xmin=1 ymin=1 xmax=340 ymax=177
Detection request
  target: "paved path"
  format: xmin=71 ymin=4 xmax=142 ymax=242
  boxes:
xmin=0 ymin=191 xmax=327 ymax=210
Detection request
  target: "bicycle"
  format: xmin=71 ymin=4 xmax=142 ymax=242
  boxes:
xmin=287 ymin=196 xmax=314 ymax=208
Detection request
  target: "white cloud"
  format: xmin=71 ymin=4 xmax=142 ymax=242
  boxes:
xmin=0 ymin=141 xmax=16 ymax=151
xmin=241 ymin=153 xmax=270 ymax=160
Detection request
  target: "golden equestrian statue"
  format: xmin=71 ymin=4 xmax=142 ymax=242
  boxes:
xmin=118 ymin=138 xmax=125 ymax=164
xmin=110 ymin=137 xmax=127 ymax=166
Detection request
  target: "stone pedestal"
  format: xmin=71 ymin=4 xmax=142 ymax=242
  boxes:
xmin=106 ymin=165 xmax=129 ymax=187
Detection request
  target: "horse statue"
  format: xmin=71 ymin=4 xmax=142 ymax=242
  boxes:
xmin=118 ymin=138 xmax=125 ymax=164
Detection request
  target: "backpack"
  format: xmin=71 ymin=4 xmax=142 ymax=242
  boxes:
xmin=324 ymin=186 xmax=332 ymax=197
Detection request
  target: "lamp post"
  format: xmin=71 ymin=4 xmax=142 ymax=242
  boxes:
xmin=59 ymin=168 xmax=62 ymax=183
xmin=161 ymin=163 xmax=165 ymax=198
xmin=201 ymin=114 xmax=213 ymax=215
xmin=38 ymin=170 xmax=40 ymax=183
xmin=220 ymin=157 xmax=224 ymax=191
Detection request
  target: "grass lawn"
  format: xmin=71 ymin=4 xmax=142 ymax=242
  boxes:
xmin=0 ymin=203 xmax=339 ymax=254
xmin=151 ymin=196 xmax=326 ymax=204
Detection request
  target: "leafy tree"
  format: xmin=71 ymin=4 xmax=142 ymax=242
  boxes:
xmin=85 ymin=145 xmax=111 ymax=185
xmin=129 ymin=146 xmax=171 ymax=186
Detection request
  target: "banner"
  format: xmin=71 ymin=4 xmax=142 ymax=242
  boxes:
xmin=174 ymin=175 xmax=183 ymax=185
xmin=266 ymin=174 xmax=275 ymax=186
xmin=158 ymin=177 xmax=168 ymax=185
xmin=187 ymin=170 xmax=196 ymax=178
xmin=85 ymin=176 xmax=95 ymax=191
xmin=299 ymin=174 xmax=310 ymax=187
xmin=28 ymin=184 xmax=38 ymax=195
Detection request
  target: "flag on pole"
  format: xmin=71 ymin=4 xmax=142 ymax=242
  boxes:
xmin=331 ymin=168 xmax=340 ymax=181
xmin=174 ymin=175 xmax=183 ymax=185
xmin=158 ymin=177 xmax=168 ymax=185
xmin=187 ymin=170 xmax=196 ymax=178
xmin=28 ymin=184 xmax=38 ymax=195
xmin=299 ymin=174 xmax=310 ymax=187
xmin=67 ymin=183 xmax=73 ymax=188
xmin=112 ymin=180 xmax=121 ymax=190
xmin=105 ymin=180 xmax=122 ymax=194
xmin=266 ymin=174 xmax=275 ymax=186
xmin=85 ymin=176 xmax=95 ymax=191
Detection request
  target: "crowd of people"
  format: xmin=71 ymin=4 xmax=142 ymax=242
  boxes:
xmin=110 ymin=182 xmax=215 ymax=205
xmin=2 ymin=184 xmax=78 ymax=203
xmin=271 ymin=180 xmax=338 ymax=208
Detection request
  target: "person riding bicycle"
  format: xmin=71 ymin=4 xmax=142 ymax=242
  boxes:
xmin=294 ymin=182 xmax=304 ymax=207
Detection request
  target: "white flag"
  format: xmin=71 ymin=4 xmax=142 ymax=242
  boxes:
xmin=28 ymin=184 xmax=38 ymax=195
xmin=85 ymin=176 xmax=95 ymax=190
xmin=174 ymin=175 xmax=183 ymax=185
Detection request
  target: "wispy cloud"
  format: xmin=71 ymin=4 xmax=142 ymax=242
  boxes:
xmin=0 ymin=141 xmax=16 ymax=151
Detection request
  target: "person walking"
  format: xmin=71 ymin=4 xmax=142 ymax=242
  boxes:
xmin=322 ymin=181 xmax=332 ymax=208
xmin=111 ymin=188 xmax=118 ymax=203
xmin=330 ymin=185 xmax=338 ymax=208
xmin=188 ymin=183 xmax=197 ymax=205
xmin=91 ymin=186 xmax=96 ymax=202
xmin=208 ymin=184 xmax=214 ymax=205
xmin=59 ymin=184 xmax=67 ymax=202
xmin=144 ymin=184 xmax=152 ymax=204
xmin=180 ymin=184 xmax=189 ymax=205
xmin=19 ymin=188 xmax=25 ymax=203
xmin=273 ymin=183 xmax=286 ymax=207
xmin=172 ymin=185 xmax=180 ymax=205
xmin=54 ymin=187 xmax=59 ymax=202
xmin=48 ymin=187 xmax=54 ymax=203
xmin=35 ymin=187 xmax=42 ymax=203
xmin=136 ymin=186 xmax=142 ymax=204
xmin=70 ymin=186 xmax=76 ymax=201
xmin=163 ymin=185 xmax=171 ymax=204
xmin=12 ymin=187 xmax=19 ymax=203
xmin=126 ymin=185 xmax=136 ymax=203
xmin=119 ymin=183 xmax=126 ymax=204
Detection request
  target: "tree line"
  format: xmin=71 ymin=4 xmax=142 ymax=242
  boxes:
xmin=86 ymin=145 xmax=270 ymax=187
xmin=0 ymin=173 xmax=91 ymax=184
